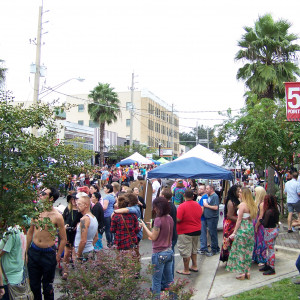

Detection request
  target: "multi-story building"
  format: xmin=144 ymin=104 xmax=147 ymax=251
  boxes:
xmin=65 ymin=89 xmax=180 ymax=158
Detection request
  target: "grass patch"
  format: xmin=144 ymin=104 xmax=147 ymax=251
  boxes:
xmin=227 ymin=278 xmax=299 ymax=300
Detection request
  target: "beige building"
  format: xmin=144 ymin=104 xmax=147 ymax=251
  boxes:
xmin=65 ymin=89 xmax=180 ymax=158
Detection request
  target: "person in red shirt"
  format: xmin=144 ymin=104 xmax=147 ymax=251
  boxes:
xmin=176 ymin=189 xmax=202 ymax=275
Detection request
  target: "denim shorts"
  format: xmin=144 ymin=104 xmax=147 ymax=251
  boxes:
xmin=288 ymin=201 xmax=300 ymax=213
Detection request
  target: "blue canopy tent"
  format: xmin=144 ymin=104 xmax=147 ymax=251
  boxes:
xmin=151 ymin=159 xmax=161 ymax=165
xmin=117 ymin=159 xmax=136 ymax=166
xmin=147 ymin=157 xmax=233 ymax=180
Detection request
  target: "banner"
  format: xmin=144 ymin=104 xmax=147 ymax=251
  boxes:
xmin=285 ymin=82 xmax=300 ymax=121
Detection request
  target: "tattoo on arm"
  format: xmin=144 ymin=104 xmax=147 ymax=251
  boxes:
xmin=153 ymin=226 xmax=159 ymax=231
xmin=81 ymin=219 xmax=86 ymax=232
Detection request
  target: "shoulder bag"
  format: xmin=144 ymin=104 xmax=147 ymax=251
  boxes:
xmin=1 ymin=257 xmax=34 ymax=300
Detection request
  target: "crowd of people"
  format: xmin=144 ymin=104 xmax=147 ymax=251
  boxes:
xmin=0 ymin=165 xmax=300 ymax=299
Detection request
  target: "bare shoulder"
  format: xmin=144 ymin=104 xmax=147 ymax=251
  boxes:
xmin=239 ymin=202 xmax=247 ymax=210
xmin=227 ymin=200 xmax=233 ymax=207
xmin=51 ymin=209 xmax=64 ymax=226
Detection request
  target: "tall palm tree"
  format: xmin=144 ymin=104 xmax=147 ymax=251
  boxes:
xmin=235 ymin=13 xmax=300 ymax=195
xmin=236 ymin=14 xmax=300 ymax=101
xmin=88 ymin=83 xmax=121 ymax=166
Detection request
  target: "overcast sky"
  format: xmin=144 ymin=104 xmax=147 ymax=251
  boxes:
xmin=1 ymin=0 xmax=300 ymax=131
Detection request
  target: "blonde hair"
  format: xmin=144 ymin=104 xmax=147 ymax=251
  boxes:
xmin=254 ymin=186 xmax=266 ymax=207
xmin=112 ymin=182 xmax=120 ymax=192
xmin=241 ymin=187 xmax=257 ymax=219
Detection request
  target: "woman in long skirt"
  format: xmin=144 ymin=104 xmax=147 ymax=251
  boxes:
xmin=252 ymin=186 xmax=267 ymax=266
xmin=226 ymin=187 xmax=257 ymax=280
xmin=259 ymin=195 xmax=280 ymax=275
xmin=220 ymin=185 xmax=241 ymax=262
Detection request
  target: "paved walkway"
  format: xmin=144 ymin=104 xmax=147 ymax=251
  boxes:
xmin=177 ymin=223 xmax=300 ymax=300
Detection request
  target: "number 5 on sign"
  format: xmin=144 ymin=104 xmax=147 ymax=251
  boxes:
xmin=284 ymin=82 xmax=300 ymax=121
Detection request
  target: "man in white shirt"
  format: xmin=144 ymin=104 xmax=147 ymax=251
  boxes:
xmin=284 ymin=172 xmax=300 ymax=233
xmin=151 ymin=178 xmax=161 ymax=202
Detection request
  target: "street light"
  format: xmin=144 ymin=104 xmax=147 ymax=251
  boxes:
xmin=39 ymin=77 xmax=85 ymax=100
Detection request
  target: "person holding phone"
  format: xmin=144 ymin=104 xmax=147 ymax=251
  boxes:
xmin=139 ymin=197 xmax=174 ymax=299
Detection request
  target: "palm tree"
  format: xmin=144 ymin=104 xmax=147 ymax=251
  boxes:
xmin=235 ymin=13 xmax=300 ymax=195
xmin=236 ymin=14 xmax=300 ymax=101
xmin=88 ymin=83 xmax=121 ymax=166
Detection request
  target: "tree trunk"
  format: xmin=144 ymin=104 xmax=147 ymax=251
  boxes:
xmin=279 ymin=173 xmax=284 ymax=215
xmin=99 ymin=122 xmax=105 ymax=167
xmin=267 ymin=166 xmax=276 ymax=195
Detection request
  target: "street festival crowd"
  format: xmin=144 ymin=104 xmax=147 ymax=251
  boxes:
xmin=1 ymin=164 xmax=300 ymax=299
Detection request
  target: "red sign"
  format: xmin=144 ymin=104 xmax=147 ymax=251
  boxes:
xmin=285 ymin=82 xmax=300 ymax=121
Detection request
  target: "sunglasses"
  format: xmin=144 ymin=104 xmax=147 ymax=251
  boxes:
xmin=40 ymin=190 xmax=49 ymax=196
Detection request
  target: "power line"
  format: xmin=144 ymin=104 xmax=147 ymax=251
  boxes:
xmin=41 ymin=88 xmax=241 ymax=116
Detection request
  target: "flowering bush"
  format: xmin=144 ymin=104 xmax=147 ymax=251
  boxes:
xmin=59 ymin=249 xmax=146 ymax=299
xmin=58 ymin=249 xmax=194 ymax=299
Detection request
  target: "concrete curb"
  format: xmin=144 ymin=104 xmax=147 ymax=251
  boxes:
xmin=219 ymin=270 xmax=299 ymax=298
xmin=275 ymin=245 xmax=299 ymax=255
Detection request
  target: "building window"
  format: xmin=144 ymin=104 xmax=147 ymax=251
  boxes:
xmin=149 ymin=103 xmax=154 ymax=115
xmin=126 ymin=119 xmax=131 ymax=127
xmin=126 ymin=102 xmax=132 ymax=110
xmin=78 ymin=104 xmax=84 ymax=112
xmin=78 ymin=120 xmax=84 ymax=125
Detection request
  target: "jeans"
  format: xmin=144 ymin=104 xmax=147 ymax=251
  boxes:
xmin=200 ymin=217 xmax=219 ymax=253
xmin=296 ymin=255 xmax=300 ymax=273
xmin=27 ymin=246 xmax=57 ymax=300
xmin=104 ymin=217 xmax=113 ymax=247
xmin=162 ymin=237 xmax=177 ymax=288
xmin=200 ymin=219 xmax=208 ymax=251
xmin=2 ymin=285 xmax=9 ymax=300
xmin=152 ymin=249 xmax=174 ymax=299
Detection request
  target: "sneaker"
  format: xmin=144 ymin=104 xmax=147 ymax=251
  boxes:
xmin=263 ymin=268 xmax=275 ymax=275
xmin=197 ymin=250 xmax=208 ymax=255
xmin=205 ymin=251 xmax=217 ymax=257
xmin=259 ymin=264 xmax=270 ymax=272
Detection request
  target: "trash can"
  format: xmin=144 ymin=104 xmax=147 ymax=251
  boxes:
xmin=218 ymin=204 xmax=225 ymax=230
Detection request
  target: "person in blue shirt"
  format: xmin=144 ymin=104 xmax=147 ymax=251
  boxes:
xmin=197 ymin=183 xmax=209 ymax=254
xmin=103 ymin=184 xmax=115 ymax=247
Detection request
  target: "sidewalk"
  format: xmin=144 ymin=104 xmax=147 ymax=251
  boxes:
xmin=183 ymin=224 xmax=300 ymax=300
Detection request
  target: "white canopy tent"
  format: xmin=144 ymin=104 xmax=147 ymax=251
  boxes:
xmin=176 ymin=144 xmax=224 ymax=166
xmin=119 ymin=152 xmax=153 ymax=165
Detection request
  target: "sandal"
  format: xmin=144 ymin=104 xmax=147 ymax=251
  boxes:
xmin=62 ymin=272 xmax=68 ymax=280
xmin=236 ymin=273 xmax=246 ymax=280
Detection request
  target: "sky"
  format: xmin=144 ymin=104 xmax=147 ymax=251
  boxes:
xmin=1 ymin=0 xmax=300 ymax=132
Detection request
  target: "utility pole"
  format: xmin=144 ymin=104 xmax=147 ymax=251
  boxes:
xmin=207 ymin=127 xmax=209 ymax=149
xmin=196 ymin=121 xmax=198 ymax=145
xmin=171 ymin=103 xmax=174 ymax=159
xmin=33 ymin=6 xmax=43 ymax=105
xmin=129 ymin=72 xmax=135 ymax=147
